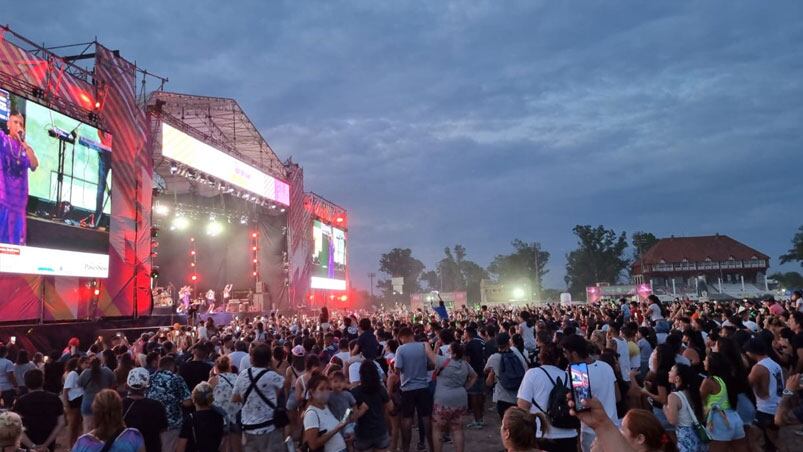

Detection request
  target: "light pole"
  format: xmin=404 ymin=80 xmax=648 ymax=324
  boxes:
xmin=533 ymin=244 xmax=540 ymax=302
xmin=368 ymin=272 xmax=376 ymax=302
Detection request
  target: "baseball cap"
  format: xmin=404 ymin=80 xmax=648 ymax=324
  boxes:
xmin=68 ymin=337 xmax=80 ymax=347
xmin=291 ymin=345 xmax=305 ymax=357
xmin=127 ymin=367 xmax=150 ymax=390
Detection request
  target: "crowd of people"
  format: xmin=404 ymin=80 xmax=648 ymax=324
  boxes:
xmin=0 ymin=289 xmax=802 ymax=452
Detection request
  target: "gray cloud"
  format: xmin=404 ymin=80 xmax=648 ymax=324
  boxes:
xmin=6 ymin=1 xmax=803 ymax=290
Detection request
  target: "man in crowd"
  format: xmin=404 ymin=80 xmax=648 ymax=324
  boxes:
xmin=232 ymin=342 xmax=285 ymax=452
xmin=464 ymin=325 xmax=487 ymax=429
xmin=745 ymin=337 xmax=783 ymax=451
xmin=355 ymin=318 xmax=380 ymax=361
xmin=12 ymin=368 xmax=64 ymax=451
xmin=123 ymin=367 xmax=168 ymax=452
xmin=0 ymin=345 xmax=17 ymax=408
xmin=147 ymin=355 xmax=192 ymax=452
xmin=484 ymin=332 xmax=526 ymax=419
xmin=394 ymin=327 xmax=434 ymax=452
xmin=180 ymin=340 xmax=214 ymax=391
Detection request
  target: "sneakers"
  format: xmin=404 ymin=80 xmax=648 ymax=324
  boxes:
xmin=465 ymin=420 xmax=485 ymax=430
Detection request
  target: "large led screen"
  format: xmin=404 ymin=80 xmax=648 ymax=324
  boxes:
xmin=162 ymin=122 xmax=290 ymax=205
xmin=0 ymin=89 xmax=111 ymax=277
xmin=311 ymin=219 xmax=347 ymax=290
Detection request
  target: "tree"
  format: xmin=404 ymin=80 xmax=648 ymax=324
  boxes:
xmin=565 ymin=225 xmax=630 ymax=297
xmin=770 ymin=271 xmax=803 ymax=290
xmin=780 ymin=226 xmax=803 ymax=267
xmin=487 ymin=239 xmax=550 ymax=293
xmin=427 ymin=245 xmax=488 ymax=302
xmin=378 ymin=248 xmax=425 ymax=298
xmin=632 ymin=231 xmax=659 ymax=261
xmin=420 ymin=270 xmax=440 ymax=292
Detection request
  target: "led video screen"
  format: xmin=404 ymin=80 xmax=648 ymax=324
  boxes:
xmin=0 ymin=89 xmax=112 ymax=277
xmin=161 ymin=122 xmax=290 ymax=206
xmin=311 ymin=219 xmax=347 ymax=290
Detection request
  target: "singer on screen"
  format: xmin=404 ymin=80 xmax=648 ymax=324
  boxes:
xmin=0 ymin=111 xmax=39 ymax=245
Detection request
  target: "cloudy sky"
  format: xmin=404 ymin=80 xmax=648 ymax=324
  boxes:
xmin=7 ymin=1 xmax=803 ymax=290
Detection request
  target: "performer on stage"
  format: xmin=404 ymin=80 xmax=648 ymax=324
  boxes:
xmin=0 ymin=111 xmax=39 ymax=245
xmin=223 ymin=283 xmax=232 ymax=301
xmin=206 ymin=289 xmax=216 ymax=313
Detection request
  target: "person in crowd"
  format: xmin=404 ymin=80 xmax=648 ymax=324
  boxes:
xmin=232 ymin=342 xmax=285 ymax=452
xmin=499 ymin=407 xmax=548 ymax=452
xmin=394 ymin=327 xmax=434 ymax=452
xmin=12 ymin=350 xmax=35 ymax=396
xmin=114 ymin=353 xmax=135 ymax=395
xmin=432 ymin=341 xmax=476 ymax=452
xmin=71 ymin=389 xmax=145 ymax=452
xmin=122 ymin=368 xmax=167 ymax=452
xmin=351 ymin=360 xmax=392 ymax=452
xmin=63 ymin=357 xmax=88 ymax=446
xmin=43 ymin=351 xmax=63 ymax=394
xmin=517 ymin=342 xmax=578 ymax=452
xmin=0 ymin=411 xmax=26 ymax=452
xmin=619 ymin=409 xmax=679 ymax=452
xmin=146 ymin=355 xmax=191 ymax=452
xmin=78 ymin=356 xmax=115 ymax=433
xmin=355 ymin=318 xmax=380 ymax=361
xmin=744 ymin=336 xmax=783 ymax=451
xmin=0 ymin=346 xmax=19 ymax=408
xmin=302 ymin=372 xmax=349 ymax=452
xmin=635 ymin=344 xmax=674 ymax=434
xmin=177 ymin=382 xmax=224 ymax=452
xmin=12 ymin=368 xmax=65 ymax=451
xmin=208 ymin=356 xmax=242 ymax=452
xmin=700 ymin=352 xmax=749 ymax=452
xmin=326 ymin=372 xmax=356 ymax=443
xmin=662 ymin=364 xmax=705 ymax=452
xmin=180 ymin=341 xmax=214 ymax=392
xmin=560 ymin=334 xmax=618 ymax=452
xmin=485 ymin=332 xmax=527 ymax=419
xmin=463 ymin=325 xmax=486 ymax=430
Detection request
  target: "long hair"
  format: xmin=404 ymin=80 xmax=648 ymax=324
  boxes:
xmin=502 ymin=407 xmax=548 ymax=451
xmin=715 ymin=337 xmax=750 ymax=395
xmin=64 ymin=357 xmax=80 ymax=376
xmin=673 ymin=364 xmax=704 ymax=421
xmin=449 ymin=341 xmax=465 ymax=360
xmin=359 ymin=360 xmax=382 ymax=394
xmin=682 ymin=328 xmax=706 ymax=361
xmin=623 ymin=409 xmax=678 ymax=452
xmin=655 ymin=344 xmax=675 ymax=378
xmin=14 ymin=349 xmax=29 ymax=365
xmin=706 ymin=352 xmax=738 ymax=407
xmin=89 ymin=356 xmax=103 ymax=384
xmin=92 ymin=389 xmax=126 ymax=442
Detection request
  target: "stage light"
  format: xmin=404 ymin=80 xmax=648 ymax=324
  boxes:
xmin=239 ymin=216 xmax=248 ymax=225
xmin=190 ymin=237 xmax=195 ymax=242
xmin=253 ymin=258 xmax=258 ymax=263
xmin=512 ymin=287 xmax=525 ymax=299
xmin=206 ymin=221 xmax=223 ymax=237
xmin=172 ymin=216 xmax=190 ymax=230
xmin=339 ymin=295 xmax=348 ymax=302
xmin=252 ymin=271 xmax=257 ymax=276
xmin=169 ymin=163 xmax=178 ymax=175
xmin=190 ymin=262 xmax=195 ymax=267
xmin=252 ymin=246 xmax=257 ymax=251
xmin=94 ymin=288 xmax=100 ymax=296
xmin=191 ymin=275 xmax=197 ymax=281
xmin=309 ymin=295 xmax=314 ymax=301
xmin=190 ymin=250 xmax=196 ymax=256
xmin=280 ymin=208 xmax=286 ymax=213
xmin=154 ymin=204 xmax=169 ymax=216
xmin=251 ymin=232 xmax=257 ymax=238
xmin=335 ymin=217 xmax=344 ymax=224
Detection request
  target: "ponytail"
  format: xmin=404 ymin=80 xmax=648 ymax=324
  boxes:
xmin=501 ymin=407 xmax=549 ymax=451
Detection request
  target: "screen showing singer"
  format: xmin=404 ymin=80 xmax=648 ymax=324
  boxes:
xmin=0 ymin=88 xmax=113 ymax=278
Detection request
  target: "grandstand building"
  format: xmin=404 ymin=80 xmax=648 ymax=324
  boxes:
xmin=632 ymin=234 xmax=771 ymax=300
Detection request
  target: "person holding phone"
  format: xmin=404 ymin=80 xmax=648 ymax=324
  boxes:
xmin=302 ymin=373 xmax=348 ymax=452
xmin=560 ymin=335 xmax=619 ymax=452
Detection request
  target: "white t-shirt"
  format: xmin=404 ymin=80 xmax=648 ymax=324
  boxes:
xmin=519 ymin=322 xmax=536 ymax=350
xmin=239 ymin=355 xmax=251 ymax=372
xmin=517 ymin=365 xmax=577 ymax=439
xmin=233 ymin=367 xmax=285 ymax=434
xmin=347 ymin=359 xmax=385 ymax=384
xmin=63 ymin=370 xmax=84 ymax=401
xmin=334 ymin=351 xmax=351 ymax=365
xmin=303 ymin=405 xmax=347 ymax=452
xmin=228 ymin=351 xmax=248 ymax=371
xmin=610 ymin=337 xmax=631 ymax=382
xmin=485 ymin=349 xmax=527 ymax=404
xmin=648 ymin=303 xmax=663 ymax=322
xmin=580 ymin=360 xmax=618 ymax=434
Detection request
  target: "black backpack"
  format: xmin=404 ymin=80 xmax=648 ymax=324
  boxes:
xmin=531 ymin=367 xmax=579 ymax=430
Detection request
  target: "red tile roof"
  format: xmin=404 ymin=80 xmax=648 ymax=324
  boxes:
xmin=635 ymin=234 xmax=769 ymax=266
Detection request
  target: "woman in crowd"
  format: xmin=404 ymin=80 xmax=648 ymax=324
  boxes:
xmin=177 ymin=382 xmax=224 ymax=452
xmin=663 ymin=364 xmax=706 ymax=452
xmin=714 ymin=337 xmax=755 ymax=425
xmin=113 ymin=353 xmax=135 ymax=395
xmin=638 ymin=344 xmax=674 ymax=433
xmin=680 ymin=329 xmax=706 ymax=374
xmin=700 ymin=352 xmax=749 ymax=452
xmin=208 ymin=356 xmax=241 ymax=452
xmin=432 ymin=341 xmax=476 ymax=452
xmin=71 ymin=389 xmax=145 ymax=452
xmin=351 ymin=360 xmax=392 ymax=452
xmin=620 ymin=409 xmax=679 ymax=452
xmin=302 ymin=373 xmax=349 ymax=452
xmin=63 ymin=357 xmax=86 ymax=446
xmin=13 ymin=350 xmax=35 ymax=395
xmin=78 ymin=356 xmax=115 ymax=433
xmin=500 ymin=408 xmax=548 ymax=452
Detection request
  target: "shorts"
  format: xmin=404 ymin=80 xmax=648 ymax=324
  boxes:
xmin=81 ymin=395 xmax=94 ymax=416
xmin=467 ymin=377 xmax=485 ymax=395
xmin=68 ymin=396 xmax=83 ymax=409
xmin=400 ymin=388 xmax=433 ymax=418
xmin=754 ymin=411 xmax=775 ymax=430
xmin=433 ymin=404 xmax=466 ymax=426
xmin=707 ymin=407 xmax=745 ymax=442
xmin=354 ymin=432 xmax=390 ymax=451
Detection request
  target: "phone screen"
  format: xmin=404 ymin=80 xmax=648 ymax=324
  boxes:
xmin=569 ymin=362 xmax=592 ymax=411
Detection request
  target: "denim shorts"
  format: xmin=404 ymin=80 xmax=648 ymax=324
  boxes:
xmin=707 ymin=407 xmax=745 ymax=442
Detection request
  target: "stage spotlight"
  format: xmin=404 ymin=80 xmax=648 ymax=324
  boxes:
xmin=94 ymin=288 xmax=101 ymax=296
xmin=154 ymin=204 xmax=169 ymax=216
xmin=251 ymin=232 xmax=257 ymax=238
xmin=172 ymin=216 xmax=190 ymax=230
xmin=191 ymin=274 xmax=197 ymax=282
xmin=253 ymin=258 xmax=258 ymax=263
xmin=339 ymin=295 xmax=348 ymax=302
xmin=335 ymin=216 xmax=344 ymax=224
xmin=280 ymin=208 xmax=286 ymax=213
xmin=512 ymin=287 xmax=525 ymax=299
xmin=206 ymin=220 xmax=223 ymax=237
xmin=270 ymin=204 xmax=277 ymax=210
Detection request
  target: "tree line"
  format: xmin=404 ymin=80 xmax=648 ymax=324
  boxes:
xmin=374 ymin=225 xmax=663 ymax=301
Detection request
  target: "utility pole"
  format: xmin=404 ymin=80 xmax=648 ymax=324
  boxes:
xmin=368 ymin=272 xmax=376 ymax=302
xmin=533 ymin=244 xmax=540 ymax=302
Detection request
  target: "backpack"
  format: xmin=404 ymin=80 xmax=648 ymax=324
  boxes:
xmin=531 ymin=367 xmax=579 ymax=430
xmin=498 ymin=351 xmax=525 ymax=391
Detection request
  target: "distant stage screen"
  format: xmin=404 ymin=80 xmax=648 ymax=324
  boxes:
xmin=0 ymin=89 xmax=112 ymax=277
xmin=161 ymin=122 xmax=290 ymax=205
xmin=311 ymin=219 xmax=347 ymax=290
